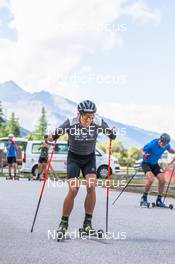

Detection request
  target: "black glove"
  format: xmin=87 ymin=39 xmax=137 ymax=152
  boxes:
xmin=106 ymin=128 xmax=116 ymax=140
xmin=109 ymin=133 xmax=116 ymax=140
xmin=52 ymin=130 xmax=60 ymax=140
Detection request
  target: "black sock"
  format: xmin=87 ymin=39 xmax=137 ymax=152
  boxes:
xmin=157 ymin=195 xmax=162 ymax=200
xmin=61 ymin=216 xmax=69 ymax=224
xmin=84 ymin=214 xmax=92 ymax=223
xmin=143 ymin=192 xmax=148 ymax=198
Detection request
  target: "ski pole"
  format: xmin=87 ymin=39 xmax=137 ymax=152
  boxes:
xmin=106 ymin=138 xmax=112 ymax=233
xmin=163 ymin=164 xmax=175 ymax=203
xmin=31 ymin=141 xmax=57 ymax=233
xmin=112 ymin=170 xmax=138 ymax=206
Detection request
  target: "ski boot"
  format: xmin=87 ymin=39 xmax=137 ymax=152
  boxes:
xmin=156 ymin=199 xmax=166 ymax=208
xmin=152 ymin=197 xmax=167 ymax=208
xmin=79 ymin=221 xmax=104 ymax=239
xmin=57 ymin=221 xmax=68 ymax=242
xmin=140 ymin=195 xmax=150 ymax=208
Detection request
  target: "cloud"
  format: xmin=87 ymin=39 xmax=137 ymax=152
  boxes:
xmin=0 ymin=0 xmax=9 ymax=8
xmin=0 ymin=0 xmax=124 ymax=91
xmin=0 ymin=0 xmax=161 ymax=95
xmin=124 ymin=1 xmax=161 ymax=25
xmin=98 ymin=103 xmax=175 ymax=140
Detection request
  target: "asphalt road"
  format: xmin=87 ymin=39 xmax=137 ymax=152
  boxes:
xmin=0 ymin=177 xmax=175 ymax=264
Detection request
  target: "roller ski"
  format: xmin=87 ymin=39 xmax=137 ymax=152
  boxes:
xmin=140 ymin=195 xmax=150 ymax=208
xmin=152 ymin=196 xmax=173 ymax=210
xmin=57 ymin=220 xmax=68 ymax=242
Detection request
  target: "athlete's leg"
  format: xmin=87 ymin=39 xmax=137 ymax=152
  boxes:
xmin=8 ymin=163 xmax=12 ymax=177
xmin=62 ymin=178 xmax=80 ymax=216
xmin=144 ymin=171 xmax=155 ymax=193
xmin=84 ymin=174 xmax=97 ymax=215
xmin=12 ymin=160 xmax=17 ymax=177
xmin=36 ymin=162 xmax=43 ymax=180
xmin=157 ymin=172 xmax=166 ymax=195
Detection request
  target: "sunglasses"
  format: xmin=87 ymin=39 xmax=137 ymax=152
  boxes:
xmin=159 ymin=140 xmax=167 ymax=146
xmin=81 ymin=113 xmax=94 ymax=121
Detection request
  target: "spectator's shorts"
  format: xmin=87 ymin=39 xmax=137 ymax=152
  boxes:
xmin=7 ymin=157 xmax=17 ymax=164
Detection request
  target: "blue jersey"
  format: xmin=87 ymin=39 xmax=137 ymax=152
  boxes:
xmin=5 ymin=141 xmax=17 ymax=157
xmin=143 ymin=139 xmax=171 ymax=165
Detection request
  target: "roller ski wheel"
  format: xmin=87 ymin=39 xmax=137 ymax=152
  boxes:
xmin=152 ymin=202 xmax=156 ymax=208
xmin=97 ymin=229 xmax=104 ymax=239
xmin=169 ymin=204 xmax=173 ymax=210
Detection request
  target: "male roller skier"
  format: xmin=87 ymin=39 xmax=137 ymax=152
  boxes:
xmin=48 ymin=100 xmax=116 ymax=239
xmin=140 ymin=133 xmax=175 ymax=207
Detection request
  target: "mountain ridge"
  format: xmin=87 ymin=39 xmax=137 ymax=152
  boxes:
xmin=0 ymin=81 xmax=167 ymax=147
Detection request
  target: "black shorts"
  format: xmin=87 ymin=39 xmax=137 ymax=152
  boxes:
xmin=142 ymin=162 xmax=162 ymax=176
xmin=38 ymin=157 xmax=48 ymax=164
xmin=67 ymin=151 xmax=97 ymax=179
xmin=7 ymin=157 xmax=16 ymax=164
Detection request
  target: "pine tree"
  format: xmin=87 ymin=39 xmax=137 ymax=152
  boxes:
xmin=0 ymin=101 xmax=5 ymax=127
xmin=36 ymin=106 xmax=48 ymax=138
xmin=0 ymin=101 xmax=7 ymax=137
xmin=7 ymin=112 xmax=20 ymax=137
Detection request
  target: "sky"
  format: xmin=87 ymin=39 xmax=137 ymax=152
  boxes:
xmin=0 ymin=0 xmax=175 ymax=137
